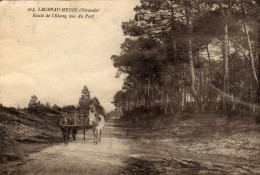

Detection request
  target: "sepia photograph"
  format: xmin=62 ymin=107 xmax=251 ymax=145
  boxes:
xmin=0 ymin=0 xmax=260 ymax=174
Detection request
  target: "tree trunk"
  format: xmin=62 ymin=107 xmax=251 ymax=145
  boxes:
xmin=222 ymin=19 xmax=229 ymax=116
xmin=257 ymin=0 xmax=260 ymax=105
xmin=200 ymin=67 xmax=205 ymax=112
xmin=185 ymin=8 xmax=200 ymax=113
xmin=147 ymin=76 xmax=150 ymax=107
xmin=258 ymin=63 xmax=260 ymax=105
xmin=170 ymin=94 xmax=174 ymax=114
xmin=241 ymin=2 xmax=259 ymax=85
xmin=258 ymin=48 xmax=260 ymax=104
xmin=181 ymin=83 xmax=185 ymax=111
xmin=207 ymin=45 xmax=212 ymax=74
xmin=163 ymin=92 xmax=168 ymax=115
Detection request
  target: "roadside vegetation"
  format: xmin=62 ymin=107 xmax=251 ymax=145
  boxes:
xmin=118 ymin=110 xmax=260 ymax=174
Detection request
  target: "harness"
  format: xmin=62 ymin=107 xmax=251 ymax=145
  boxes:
xmin=94 ymin=115 xmax=99 ymax=126
xmin=91 ymin=113 xmax=100 ymax=126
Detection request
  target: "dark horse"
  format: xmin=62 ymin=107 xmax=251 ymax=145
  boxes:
xmin=58 ymin=116 xmax=77 ymax=145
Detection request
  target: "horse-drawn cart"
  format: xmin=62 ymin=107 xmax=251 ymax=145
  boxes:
xmin=58 ymin=113 xmax=90 ymax=145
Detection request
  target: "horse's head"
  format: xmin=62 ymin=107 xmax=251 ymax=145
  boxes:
xmin=89 ymin=112 xmax=98 ymax=126
xmin=89 ymin=104 xmax=95 ymax=113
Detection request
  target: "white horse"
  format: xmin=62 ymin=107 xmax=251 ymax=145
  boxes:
xmin=88 ymin=111 xmax=105 ymax=144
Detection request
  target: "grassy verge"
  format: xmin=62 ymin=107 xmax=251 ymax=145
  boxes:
xmin=0 ymin=106 xmax=61 ymax=165
xmin=120 ymin=113 xmax=260 ymax=174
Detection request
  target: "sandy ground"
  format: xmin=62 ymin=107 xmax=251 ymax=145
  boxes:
xmin=3 ymin=118 xmax=260 ymax=175
xmin=10 ymin=120 xmax=131 ymax=175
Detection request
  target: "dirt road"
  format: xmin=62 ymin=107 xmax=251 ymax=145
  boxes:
xmin=7 ymin=118 xmax=260 ymax=175
xmin=13 ymin=120 xmax=131 ymax=175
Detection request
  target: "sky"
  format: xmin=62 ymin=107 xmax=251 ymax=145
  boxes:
xmin=0 ymin=0 xmax=140 ymax=112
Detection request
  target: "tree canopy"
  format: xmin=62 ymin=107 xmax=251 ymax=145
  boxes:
xmin=112 ymin=0 xmax=260 ymax=117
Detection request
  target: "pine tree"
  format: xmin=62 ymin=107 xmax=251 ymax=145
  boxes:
xmin=28 ymin=95 xmax=39 ymax=108
xmin=79 ymin=85 xmax=91 ymax=112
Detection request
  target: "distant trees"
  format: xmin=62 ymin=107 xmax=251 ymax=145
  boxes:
xmin=106 ymin=110 xmax=120 ymax=120
xmin=28 ymin=95 xmax=40 ymax=108
xmin=78 ymin=85 xmax=105 ymax=115
xmin=26 ymin=85 xmax=106 ymax=116
xmin=27 ymin=95 xmax=55 ymax=113
xmin=91 ymin=97 xmax=105 ymax=116
xmin=61 ymin=105 xmax=77 ymax=113
xmin=53 ymin=104 xmax=61 ymax=111
xmin=112 ymin=91 xmax=125 ymax=117
xmin=79 ymin=85 xmax=91 ymax=112
xmin=45 ymin=102 xmax=51 ymax=109
xmin=112 ymin=0 xmax=260 ymax=118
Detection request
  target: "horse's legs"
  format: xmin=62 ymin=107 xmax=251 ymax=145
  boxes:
xmin=61 ymin=127 xmax=66 ymax=143
xmin=72 ymin=127 xmax=77 ymax=141
xmin=99 ymin=129 xmax=102 ymax=142
xmin=92 ymin=128 xmax=96 ymax=143
xmin=95 ymin=129 xmax=99 ymax=144
xmin=67 ymin=127 xmax=71 ymax=141
xmin=72 ymin=129 xmax=75 ymax=141
xmin=64 ymin=127 xmax=68 ymax=145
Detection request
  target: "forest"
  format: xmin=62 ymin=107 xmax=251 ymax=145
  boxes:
xmin=111 ymin=0 xmax=260 ymax=119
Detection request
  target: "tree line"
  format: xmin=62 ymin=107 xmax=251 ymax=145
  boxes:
xmin=112 ymin=0 xmax=260 ymax=117
xmin=28 ymin=85 xmax=105 ymax=116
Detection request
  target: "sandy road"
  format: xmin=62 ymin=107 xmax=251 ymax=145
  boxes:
xmin=7 ymin=118 xmax=259 ymax=175
xmin=16 ymin=119 xmax=135 ymax=175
